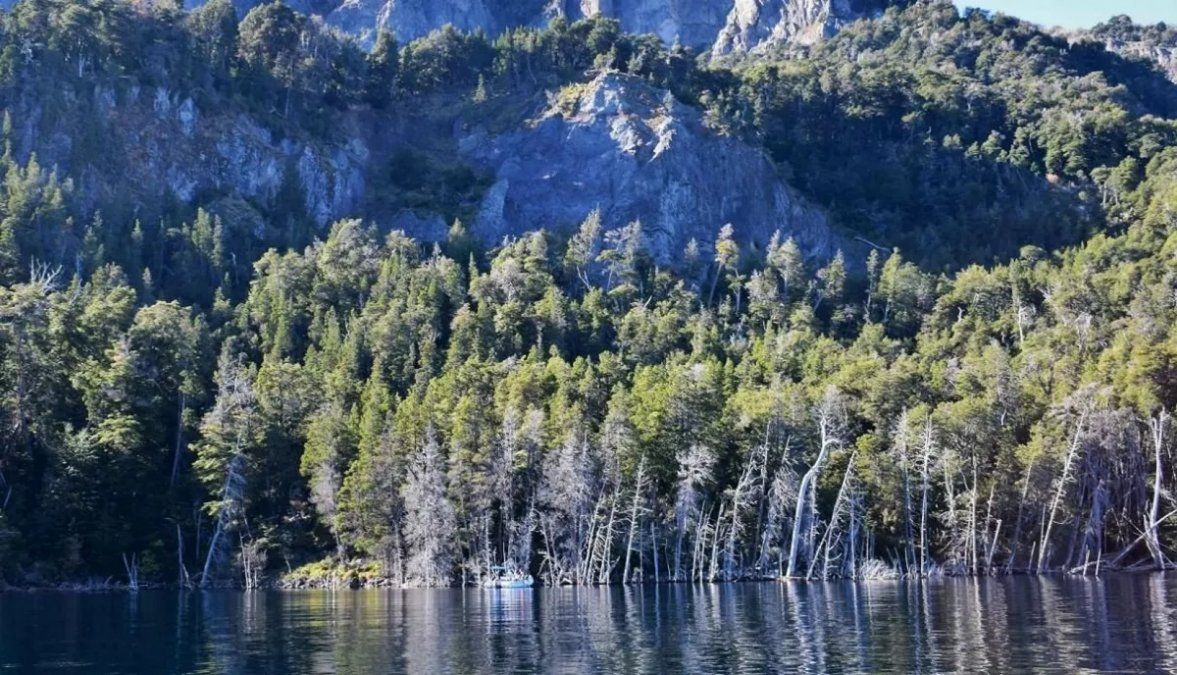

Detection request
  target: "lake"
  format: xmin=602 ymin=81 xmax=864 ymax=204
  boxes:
xmin=2 ymin=574 xmax=1177 ymax=673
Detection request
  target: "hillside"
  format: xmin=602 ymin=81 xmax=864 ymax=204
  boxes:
xmin=0 ymin=0 xmax=1174 ymax=588
xmin=1092 ymin=15 xmax=1177 ymax=83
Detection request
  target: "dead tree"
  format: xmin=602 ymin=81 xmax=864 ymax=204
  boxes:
xmin=758 ymin=444 xmax=799 ymax=577
xmin=1145 ymin=410 xmax=1171 ymax=568
xmin=198 ymin=353 xmax=256 ymax=588
xmin=724 ymin=442 xmax=767 ymax=580
xmin=894 ymin=410 xmax=917 ymax=573
xmin=201 ymin=453 xmax=247 ymax=587
xmin=809 ymin=450 xmax=858 ymax=580
xmin=239 ymin=536 xmax=268 ymax=590
xmin=674 ymin=444 xmax=715 ymax=581
xmin=918 ymin=415 xmax=935 ymax=576
xmin=622 ymin=455 xmax=648 ymax=584
xmin=1038 ymin=409 xmax=1088 ymax=572
xmin=123 ymin=553 xmax=140 ymax=591
xmin=1005 ymin=455 xmax=1037 ymax=573
xmin=787 ymin=387 xmax=845 ymax=578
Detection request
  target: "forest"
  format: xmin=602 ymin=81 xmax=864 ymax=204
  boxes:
xmin=0 ymin=0 xmax=1175 ymax=588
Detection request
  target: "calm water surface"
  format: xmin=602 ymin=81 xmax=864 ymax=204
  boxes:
xmin=3 ymin=575 xmax=1177 ymax=673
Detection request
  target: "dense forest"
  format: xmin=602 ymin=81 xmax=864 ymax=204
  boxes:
xmin=0 ymin=0 xmax=1175 ymax=588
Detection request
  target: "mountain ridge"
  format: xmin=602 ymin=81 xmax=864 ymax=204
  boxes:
xmin=220 ymin=0 xmax=907 ymax=52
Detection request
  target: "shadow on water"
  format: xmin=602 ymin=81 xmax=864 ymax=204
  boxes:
xmin=3 ymin=575 xmax=1177 ymax=673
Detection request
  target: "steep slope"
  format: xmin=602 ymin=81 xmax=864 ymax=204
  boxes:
xmin=1091 ymin=16 xmax=1177 ymax=83
xmin=1 ymin=83 xmax=367 ymax=228
xmin=205 ymin=0 xmax=895 ymax=51
xmin=551 ymin=0 xmax=733 ymax=47
xmin=0 ymin=65 xmax=835 ymax=269
xmin=711 ymin=0 xmax=898 ymax=55
xmin=460 ymin=71 xmax=835 ymax=264
xmin=325 ymin=0 xmax=549 ymax=45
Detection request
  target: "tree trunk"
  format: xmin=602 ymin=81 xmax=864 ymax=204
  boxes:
xmin=623 ymin=457 xmax=647 ymax=584
xmin=1039 ymin=412 xmax=1087 ymax=572
xmin=1145 ymin=410 xmax=1169 ymax=568
xmin=787 ymin=410 xmax=839 ymax=577
xmin=169 ymin=392 xmax=187 ymax=487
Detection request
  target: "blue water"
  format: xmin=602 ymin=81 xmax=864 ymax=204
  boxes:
xmin=2 ymin=574 xmax=1176 ymax=673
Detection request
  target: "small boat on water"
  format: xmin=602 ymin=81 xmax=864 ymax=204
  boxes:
xmin=482 ymin=564 xmax=535 ymax=589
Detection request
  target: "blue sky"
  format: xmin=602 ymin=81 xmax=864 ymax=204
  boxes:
xmin=952 ymin=1 xmax=1177 ymax=29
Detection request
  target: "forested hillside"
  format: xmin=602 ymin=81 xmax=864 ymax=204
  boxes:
xmin=0 ymin=0 xmax=1175 ymax=587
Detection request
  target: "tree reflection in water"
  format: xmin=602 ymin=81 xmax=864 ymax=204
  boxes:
xmin=3 ymin=575 xmax=1177 ymax=673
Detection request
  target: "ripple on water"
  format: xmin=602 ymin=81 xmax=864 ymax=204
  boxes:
xmin=2 ymin=575 xmax=1176 ymax=674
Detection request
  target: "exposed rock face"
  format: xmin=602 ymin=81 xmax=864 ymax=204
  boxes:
xmin=1103 ymin=40 xmax=1177 ymax=84
xmin=551 ymin=0 xmax=734 ymax=47
xmin=326 ymin=0 xmax=549 ymax=46
xmin=213 ymin=0 xmax=891 ymax=52
xmin=459 ymin=72 xmax=834 ymax=264
xmin=1090 ymin=16 xmax=1177 ymax=85
xmin=5 ymin=84 xmax=367 ymax=228
xmin=2 ymin=70 xmax=838 ymax=266
xmin=711 ymin=0 xmax=897 ymax=56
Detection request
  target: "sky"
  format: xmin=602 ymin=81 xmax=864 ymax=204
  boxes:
xmin=951 ymin=1 xmax=1177 ymax=30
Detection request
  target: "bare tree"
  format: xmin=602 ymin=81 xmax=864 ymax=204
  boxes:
xmin=622 ymin=455 xmax=648 ymax=584
xmin=787 ymin=387 xmax=845 ymax=578
xmin=759 ymin=450 xmax=799 ymax=577
xmin=1145 ymin=409 xmax=1171 ymax=568
xmin=1038 ymin=402 xmax=1090 ymax=572
xmin=239 ymin=536 xmax=268 ymax=589
xmin=198 ymin=353 xmax=256 ymax=588
xmin=892 ymin=410 xmax=916 ymax=573
xmin=724 ymin=442 xmax=767 ymax=580
xmin=402 ymin=428 xmax=457 ymax=587
xmin=918 ymin=415 xmax=935 ymax=576
xmin=673 ymin=443 xmax=715 ymax=581
xmin=537 ymin=431 xmax=596 ymax=585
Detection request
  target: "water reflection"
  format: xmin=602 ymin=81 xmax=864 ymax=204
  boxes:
xmin=2 ymin=575 xmax=1177 ymax=673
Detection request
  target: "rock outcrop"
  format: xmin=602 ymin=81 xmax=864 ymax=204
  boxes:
xmin=711 ymin=0 xmax=898 ymax=56
xmin=325 ymin=0 xmax=549 ymax=46
xmin=4 ymin=83 xmax=367 ymax=228
xmin=1102 ymin=38 xmax=1177 ymax=84
xmin=212 ymin=0 xmax=895 ymax=52
xmin=1090 ymin=16 xmax=1177 ymax=84
xmin=550 ymin=0 xmax=734 ymax=48
xmin=459 ymin=72 xmax=835 ymax=264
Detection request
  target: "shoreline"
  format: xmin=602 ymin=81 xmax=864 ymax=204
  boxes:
xmin=3 ymin=567 xmax=1166 ymax=594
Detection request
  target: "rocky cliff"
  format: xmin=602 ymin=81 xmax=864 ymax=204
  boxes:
xmin=216 ymin=0 xmax=898 ymax=52
xmin=711 ymin=0 xmax=897 ymax=55
xmin=1089 ymin=16 xmax=1177 ymax=84
xmin=459 ymin=72 xmax=834 ymax=263
xmin=3 ymin=83 xmax=367 ymax=228
xmin=3 ymin=69 xmax=835 ymax=267
xmin=1101 ymin=38 xmax=1177 ymax=84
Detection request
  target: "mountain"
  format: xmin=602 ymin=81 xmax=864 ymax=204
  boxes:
xmin=0 ymin=3 xmax=836 ymax=272
xmin=711 ymin=0 xmax=897 ymax=55
xmin=216 ymin=0 xmax=902 ymax=51
xmin=1091 ymin=15 xmax=1177 ymax=83
xmin=460 ymin=71 xmax=835 ymax=264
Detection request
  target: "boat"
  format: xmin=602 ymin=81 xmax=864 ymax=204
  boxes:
xmin=482 ymin=564 xmax=535 ymax=589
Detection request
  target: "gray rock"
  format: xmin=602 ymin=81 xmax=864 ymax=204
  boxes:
xmin=5 ymin=84 xmax=367 ymax=229
xmin=461 ymin=71 xmax=835 ymax=264
xmin=711 ymin=0 xmax=897 ymax=56
xmin=1102 ymin=39 xmax=1177 ymax=83
xmin=217 ymin=0 xmax=894 ymax=51
xmin=551 ymin=0 xmax=733 ymax=47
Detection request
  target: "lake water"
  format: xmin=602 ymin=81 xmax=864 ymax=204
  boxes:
xmin=2 ymin=574 xmax=1177 ymax=673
